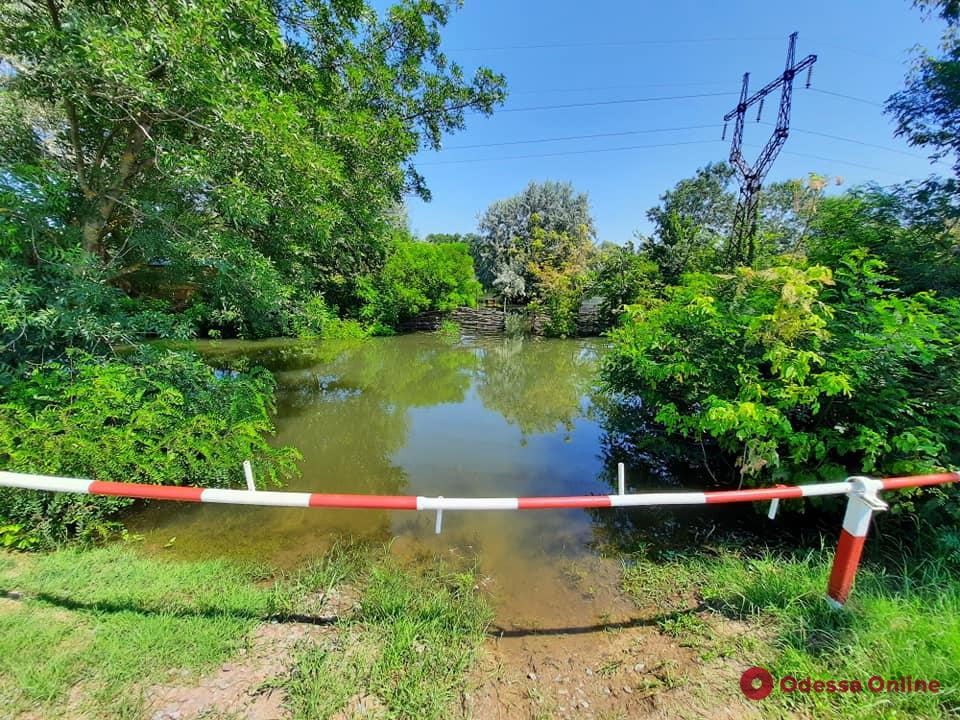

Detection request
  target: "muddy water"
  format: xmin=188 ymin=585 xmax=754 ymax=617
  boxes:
xmin=130 ymin=334 xmax=639 ymax=627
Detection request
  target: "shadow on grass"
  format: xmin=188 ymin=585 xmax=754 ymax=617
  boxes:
xmin=1 ymin=588 xmax=341 ymax=626
xmin=489 ymin=602 xmax=709 ymax=638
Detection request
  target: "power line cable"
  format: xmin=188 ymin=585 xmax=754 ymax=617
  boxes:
xmin=509 ymin=80 xmax=728 ymax=95
xmin=496 ymin=91 xmax=734 ymax=113
xmin=447 ymin=35 xmax=778 ymax=52
xmin=443 ymin=123 xmax=720 ymax=150
xmin=448 ymin=34 xmax=904 ymax=65
xmin=807 ymin=87 xmax=885 ymax=107
xmin=419 ymin=139 xmax=724 ymax=166
xmin=756 ymin=124 xmax=936 ymax=161
xmin=741 ymin=143 xmax=896 ymax=175
xmin=442 ymin=122 xmax=927 ymax=161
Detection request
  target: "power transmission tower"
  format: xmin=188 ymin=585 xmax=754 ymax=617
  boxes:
xmin=722 ymin=32 xmax=816 ymax=266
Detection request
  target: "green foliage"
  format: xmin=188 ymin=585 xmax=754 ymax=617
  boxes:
xmin=602 ymin=252 xmax=960 ymax=485
xmin=589 ymin=241 xmax=659 ymax=328
xmin=436 ymin=319 xmax=461 ymax=340
xmin=524 ymin=213 xmax=593 ymax=337
xmin=423 ymin=232 xmax=479 ymax=245
xmin=637 ymin=165 xmax=832 ymax=280
xmin=290 ymin=294 xmax=371 ymax=340
xmin=359 ymin=239 xmax=482 ymax=327
xmin=805 ymin=182 xmax=960 ymax=297
xmin=0 ymin=350 xmax=300 ymax=545
xmin=638 ymin=162 xmax=735 ymax=282
xmin=0 ymin=523 xmax=38 ymax=551
xmin=0 ymin=0 xmax=505 ymax=340
xmin=503 ymin=312 xmax=530 ymax=337
xmin=475 ymin=180 xmax=596 ymax=300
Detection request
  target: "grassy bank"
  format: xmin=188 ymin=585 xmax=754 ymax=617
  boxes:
xmin=0 ymin=542 xmax=490 ymax=720
xmin=621 ymin=540 xmax=960 ymax=719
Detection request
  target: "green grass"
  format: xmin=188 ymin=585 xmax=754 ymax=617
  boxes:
xmin=621 ymin=541 xmax=960 ymax=719
xmin=0 ymin=545 xmax=275 ymax=719
xmin=285 ymin=557 xmax=492 ymax=720
xmin=0 ymin=542 xmax=490 ymax=720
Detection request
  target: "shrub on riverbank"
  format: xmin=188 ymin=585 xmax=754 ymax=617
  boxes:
xmin=0 ymin=350 xmax=300 ymax=546
xmin=359 ymin=240 xmax=483 ymax=329
xmin=602 ymin=251 xmax=960 ymax=495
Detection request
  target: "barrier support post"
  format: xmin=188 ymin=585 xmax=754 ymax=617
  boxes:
xmin=617 ymin=463 xmax=626 ymax=496
xmin=435 ymin=496 xmax=444 ymax=535
xmin=243 ymin=460 xmax=256 ymax=492
xmin=768 ymin=483 xmax=788 ymax=520
xmin=826 ymin=477 xmax=887 ymax=609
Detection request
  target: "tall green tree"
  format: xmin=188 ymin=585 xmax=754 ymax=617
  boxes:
xmin=886 ymin=0 xmax=960 ymax=177
xmin=0 ymin=0 xmax=506 ymax=351
xmin=474 ymin=180 xmax=595 ymax=301
xmin=637 ymin=162 xmax=735 ymax=283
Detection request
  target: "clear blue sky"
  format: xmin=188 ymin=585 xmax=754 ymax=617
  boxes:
xmin=401 ymin=0 xmax=949 ymax=242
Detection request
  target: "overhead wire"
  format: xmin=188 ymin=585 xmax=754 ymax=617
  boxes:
xmin=419 ymin=139 xmax=725 ymax=166
xmin=442 ymin=123 xmax=721 ymax=150
xmin=447 ymin=35 xmax=780 ymax=52
xmin=494 ymin=91 xmax=734 ymax=113
xmin=508 ymin=80 xmax=729 ymax=96
xmin=807 ymin=87 xmax=885 ymax=107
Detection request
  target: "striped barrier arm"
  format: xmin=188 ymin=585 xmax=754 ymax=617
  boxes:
xmin=0 ymin=469 xmax=956 ymax=609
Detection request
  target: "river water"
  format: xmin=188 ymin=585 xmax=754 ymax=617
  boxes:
xmin=129 ymin=334 xmax=666 ymax=626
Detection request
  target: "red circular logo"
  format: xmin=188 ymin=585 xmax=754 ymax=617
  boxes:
xmin=740 ymin=666 xmax=774 ymax=700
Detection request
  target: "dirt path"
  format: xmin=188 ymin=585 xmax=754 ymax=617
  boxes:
xmin=140 ymin=558 xmax=762 ymax=720
xmin=462 ymin=556 xmax=763 ymax=720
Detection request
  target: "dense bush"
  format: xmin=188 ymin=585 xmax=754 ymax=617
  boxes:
xmin=804 ymin=182 xmax=960 ymax=297
xmin=0 ymin=350 xmax=300 ymax=545
xmin=588 ymin=241 xmax=659 ymax=328
xmin=602 ymin=251 xmax=960 ymax=490
xmin=359 ymin=240 xmax=482 ymax=327
xmin=289 ymin=295 xmax=370 ymax=340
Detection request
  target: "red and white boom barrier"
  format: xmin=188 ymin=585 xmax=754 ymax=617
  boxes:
xmin=0 ymin=468 xmax=956 ymax=609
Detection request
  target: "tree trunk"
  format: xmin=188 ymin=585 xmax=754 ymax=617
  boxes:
xmin=80 ymin=117 xmax=152 ymax=259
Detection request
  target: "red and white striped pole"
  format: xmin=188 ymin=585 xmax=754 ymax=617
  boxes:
xmin=824 ymin=471 xmax=960 ymax=608
xmin=0 ymin=469 xmax=956 ymax=608
xmin=825 ymin=477 xmax=887 ymax=609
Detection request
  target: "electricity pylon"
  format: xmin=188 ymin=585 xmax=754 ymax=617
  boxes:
xmin=722 ymin=32 xmax=816 ymax=266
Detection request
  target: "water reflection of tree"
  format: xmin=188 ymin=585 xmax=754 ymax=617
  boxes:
xmin=476 ymin=337 xmax=597 ymax=437
xmin=269 ymin=335 xmax=480 ymax=497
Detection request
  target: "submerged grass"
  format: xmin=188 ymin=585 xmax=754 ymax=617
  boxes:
xmin=621 ymin=540 xmax=960 ymax=719
xmin=0 ymin=541 xmax=490 ymax=720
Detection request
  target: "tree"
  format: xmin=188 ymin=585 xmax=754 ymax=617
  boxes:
xmin=637 ymin=162 xmax=735 ymax=282
xmin=886 ymin=0 xmax=960 ymax=177
xmin=359 ymin=238 xmax=482 ymax=326
xmin=0 ymin=0 xmax=506 ymax=349
xmin=758 ymin=174 xmax=835 ymax=256
xmin=589 ymin=241 xmax=659 ymax=328
xmin=638 ymin=165 xmax=838 ymax=280
xmin=423 ymin=232 xmax=478 ymax=245
xmin=475 ymin=180 xmax=595 ymax=299
xmin=804 ymin=181 xmax=960 ymax=297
